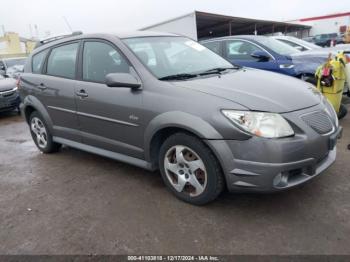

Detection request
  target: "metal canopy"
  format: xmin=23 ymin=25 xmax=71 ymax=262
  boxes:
xmin=196 ymin=11 xmax=311 ymax=40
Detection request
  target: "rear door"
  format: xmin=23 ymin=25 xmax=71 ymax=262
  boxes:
xmin=74 ymin=40 xmax=144 ymax=159
xmin=223 ymin=39 xmax=278 ymax=72
xmin=27 ymin=42 xmax=80 ymax=141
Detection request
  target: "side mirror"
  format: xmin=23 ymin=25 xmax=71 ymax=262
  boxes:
xmin=295 ymin=46 xmax=304 ymax=51
xmin=251 ymin=50 xmax=270 ymax=61
xmin=0 ymin=65 xmax=5 ymax=71
xmin=105 ymin=73 xmax=141 ymax=89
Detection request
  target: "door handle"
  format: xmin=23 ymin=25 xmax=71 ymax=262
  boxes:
xmin=76 ymin=89 xmax=88 ymax=98
xmin=37 ymin=83 xmax=47 ymax=90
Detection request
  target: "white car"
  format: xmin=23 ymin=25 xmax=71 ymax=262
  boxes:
xmin=273 ymin=36 xmax=350 ymax=96
xmin=273 ymin=35 xmax=350 ymax=53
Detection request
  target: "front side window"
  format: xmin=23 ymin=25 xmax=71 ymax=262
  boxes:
xmin=123 ymin=36 xmax=233 ymax=79
xmin=256 ymin=37 xmax=299 ymax=55
xmin=202 ymin=41 xmax=221 ymax=55
xmin=83 ymin=41 xmax=130 ymax=83
xmin=47 ymin=43 xmax=79 ymax=79
xmin=278 ymin=39 xmax=307 ymax=51
xmin=225 ymin=40 xmax=263 ymax=61
xmin=32 ymin=50 xmax=48 ymax=74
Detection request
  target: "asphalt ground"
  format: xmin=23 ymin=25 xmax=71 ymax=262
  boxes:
xmin=0 ymin=100 xmax=349 ymax=255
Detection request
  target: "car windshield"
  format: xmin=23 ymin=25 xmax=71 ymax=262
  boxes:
xmin=123 ymin=36 xmax=235 ymax=79
xmin=4 ymin=58 xmax=26 ymax=68
xmin=257 ymin=37 xmax=300 ymax=56
xmin=278 ymin=37 xmax=321 ymax=50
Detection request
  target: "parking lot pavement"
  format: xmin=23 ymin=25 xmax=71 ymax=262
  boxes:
xmin=0 ymin=106 xmax=349 ymax=255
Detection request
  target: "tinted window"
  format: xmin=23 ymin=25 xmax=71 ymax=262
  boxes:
xmin=202 ymin=41 xmax=221 ymax=55
xmin=83 ymin=41 xmax=130 ymax=83
xmin=278 ymin=39 xmax=307 ymax=51
xmin=225 ymin=40 xmax=263 ymax=61
xmin=32 ymin=50 xmax=48 ymax=74
xmin=47 ymin=43 xmax=78 ymax=79
xmin=124 ymin=37 xmax=232 ymax=79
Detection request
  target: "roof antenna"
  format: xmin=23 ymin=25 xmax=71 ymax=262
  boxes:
xmin=63 ymin=16 xmax=73 ymax=32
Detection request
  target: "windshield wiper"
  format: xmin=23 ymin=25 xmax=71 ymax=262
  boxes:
xmin=199 ymin=66 xmax=240 ymax=76
xmin=158 ymin=73 xmax=198 ymax=81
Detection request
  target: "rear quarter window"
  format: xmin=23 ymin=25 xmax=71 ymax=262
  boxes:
xmin=46 ymin=43 xmax=79 ymax=79
xmin=32 ymin=49 xmax=49 ymax=74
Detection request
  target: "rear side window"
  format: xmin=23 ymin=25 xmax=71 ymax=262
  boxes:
xmin=32 ymin=49 xmax=48 ymax=74
xmin=47 ymin=43 xmax=79 ymax=79
xmin=225 ymin=40 xmax=263 ymax=61
xmin=202 ymin=41 xmax=221 ymax=55
xmin=82 ymin=41 xmax=130 ymax=83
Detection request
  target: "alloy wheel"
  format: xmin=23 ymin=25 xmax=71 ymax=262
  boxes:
xmin=30 ymin=117 xmax=48 ymax=149
xmin=164 ymin=145 xmax=207 ymax=197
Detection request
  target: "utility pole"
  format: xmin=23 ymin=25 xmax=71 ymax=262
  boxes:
xmin=34 ymin=24 xmax=39 ymax=38
xmin=63 ymin=16 xmax=73 ymax=32
xmin=1 ymin=25 xmax=5 ymax=36
xmin=29 ymin=24 xmax=33 ymax=38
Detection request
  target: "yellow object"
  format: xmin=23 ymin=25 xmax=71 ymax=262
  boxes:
xmin=0 ymin=32 xmax=36 ymax=58
xmin=315 ymin=52 xmax=347 ymax=113
xmin=345 ymin=27 xmax=350 ymax=44
xmin=0 ymin=32 xmax=22 ymax=55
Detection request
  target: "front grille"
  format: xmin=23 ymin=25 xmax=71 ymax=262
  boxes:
xmin=0 ymin=90 xmax=16 ymax=98
xmin=301 ymin=111 xmax=334 ymax=134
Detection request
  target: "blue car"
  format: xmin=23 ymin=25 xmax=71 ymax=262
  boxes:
xmin=201 ymin=35 xmax=327 ymax=80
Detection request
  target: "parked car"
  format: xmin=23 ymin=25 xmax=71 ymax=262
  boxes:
xmin=312 ymin=33 xmax=343 ymax=47
xmin=273 ymin=36 xmax=350 ymax=96
xmin=0 ymin=74 xmax=20 ymax=113
xmin=273 ymin=36 xmax=322 ymax=51
xmin=273 ymin=35 xmax=350 ymax=52
xmin=201 ymin=35 xmax=328 ymax=81
xmin=0 ymin=57 xmax=27 ymax=78
xmin=19 ymin=32 xmax=342 ymax=205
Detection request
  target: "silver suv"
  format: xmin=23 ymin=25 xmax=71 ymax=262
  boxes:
xmin=19 ymin=32 xmax=342 ymax=205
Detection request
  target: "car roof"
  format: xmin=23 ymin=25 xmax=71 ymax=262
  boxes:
xmin=201 ymin=35 xmax=269 ymax=43
xmin=32 ymin=31 xmax=180 ymax=54
xmin=2 ymin=57 xmax=27 ymax=61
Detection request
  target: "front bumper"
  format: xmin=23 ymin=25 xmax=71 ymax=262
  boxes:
xmin=0 ymin=90 xmax=20 ymax=112
xmin=206 ymin=104 xmax=342 ymax=193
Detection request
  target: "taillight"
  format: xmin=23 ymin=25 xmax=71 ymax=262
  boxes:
xmin=16 ymin=77 xmax=20 ymax=89
xmin=346 ymin=55 xmax=350 ymax=63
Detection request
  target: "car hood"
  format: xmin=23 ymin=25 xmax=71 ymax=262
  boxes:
xmin=290 ymin=51 xmax=329 ymax=75
xmin=171 ymin=68 xmax=321 ymax=113
xmin=0 ymin=78 xmax=16 ymax=92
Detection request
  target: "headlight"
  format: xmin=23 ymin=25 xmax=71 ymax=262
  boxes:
xmin=222 ymin=110 xmax=294 ymax=138
xmin=279 ymin=64 xmax=294 ymax=69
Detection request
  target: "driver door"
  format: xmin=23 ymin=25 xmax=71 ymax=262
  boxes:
xmin=224 ymin=39 xmax=278 ymax=72
xmin=75 ymin=40 xmax=144 ymax=159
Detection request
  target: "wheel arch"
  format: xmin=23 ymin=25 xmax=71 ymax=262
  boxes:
xmin=144 ymin=111 xmax=223 ymax=167
xmin=22 ymin=95 xmax=54 ymax=133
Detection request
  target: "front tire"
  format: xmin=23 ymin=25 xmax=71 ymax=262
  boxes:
xmin=29 ymin=111 xmax=61 ymax=153
xmin=338 ymin=104 xmax=348 ymax=120
xmin=159 ymin=133 xmax=224 ymax=205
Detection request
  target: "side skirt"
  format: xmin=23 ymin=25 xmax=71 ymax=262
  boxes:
xmin=53 ymin=137 xmax=156 ymax=171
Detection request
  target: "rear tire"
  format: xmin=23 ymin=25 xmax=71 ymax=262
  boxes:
xmin=29 ymin=111 xmax=61 ymax=153
xmin=159 ymin=133 xmax=224 ymax=205
xmin=338 ymin=104 xmax=348 ymax=120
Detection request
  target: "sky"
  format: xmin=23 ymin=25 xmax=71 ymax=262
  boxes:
xmin=1 ymin=0 xmax=349 ymax=38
